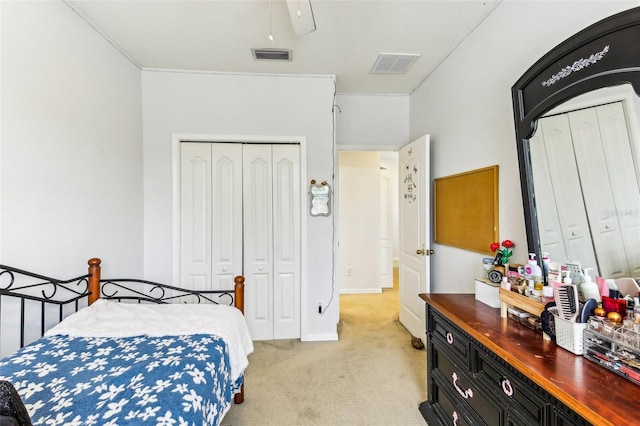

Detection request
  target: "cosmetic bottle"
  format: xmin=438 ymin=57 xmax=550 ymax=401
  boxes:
xmin=524 ymin=253 xmax=542 ymax=278
xmin=579 ymin=268 xmax=600 ymax=302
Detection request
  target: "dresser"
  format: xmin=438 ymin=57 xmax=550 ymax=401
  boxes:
xmin=419 ymin=294 xmax=640 ymax=426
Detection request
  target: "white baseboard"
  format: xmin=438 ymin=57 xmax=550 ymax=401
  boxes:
xmin=302 ymin=332 xmax=339 ymax=342
xmin=339 ymin=288 xmax=383 ymax=294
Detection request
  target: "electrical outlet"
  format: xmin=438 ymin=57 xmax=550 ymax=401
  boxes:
xmin=347 ymin=267 xmax=353 ymax=277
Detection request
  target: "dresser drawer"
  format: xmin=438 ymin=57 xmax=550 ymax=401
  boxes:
xmin=474 ymin=347 xmax=550 ymax=425
xmin=432 ymin=341 xmax=503 ymax=426
xmin=428 ymin=375 xmax=478 ymax=426
xmin=428 ymin=305 xmax=472 ymax=368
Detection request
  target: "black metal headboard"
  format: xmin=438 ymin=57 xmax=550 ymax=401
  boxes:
xmin=0 ymin=260 xmax=243 ymax=355
xmin=0 ymin=264 xmax=91 ymax=348
xmin=99 ymin=278 xmax=236 ymax=305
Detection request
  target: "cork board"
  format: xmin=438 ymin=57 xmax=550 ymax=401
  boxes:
xmin=434 ymin=165 xmax=498 ymax=255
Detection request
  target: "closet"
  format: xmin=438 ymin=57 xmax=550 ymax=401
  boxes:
xmin=180 ymin=142 xmax=301 ymax=340
xmin=530 ymin=101 xmax=640 ymax=278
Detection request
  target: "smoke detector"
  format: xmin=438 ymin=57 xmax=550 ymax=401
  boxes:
xmin=370 ymin=53 xmax=420 ymax=74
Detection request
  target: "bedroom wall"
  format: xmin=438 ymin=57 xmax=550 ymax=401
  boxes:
xmin=141 ymin=71 xmax=337 ymax=341
xmin=335 ymin=94 xmax=409 ymax=149
xmin=410 ymin=0 xmax=640 ymax=293
xmin=0 ymin=1 xmax=143 ymax=355
xmin=0 ymin=1 xmax=143 ymax=277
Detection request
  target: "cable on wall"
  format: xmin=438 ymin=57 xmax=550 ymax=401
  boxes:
xmin=318 ymin=78 xmax=340 ymax=315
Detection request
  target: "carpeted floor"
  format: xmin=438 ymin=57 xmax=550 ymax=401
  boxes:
xmin=221 ymin=271 xmax=427 ymax=425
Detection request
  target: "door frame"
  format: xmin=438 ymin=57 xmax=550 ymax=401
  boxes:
xmin=171 ymin=133 xmax=308 ymax=337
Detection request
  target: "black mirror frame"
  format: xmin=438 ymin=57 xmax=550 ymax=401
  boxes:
xmin=512 ymin=7 xmax=640 ymax=267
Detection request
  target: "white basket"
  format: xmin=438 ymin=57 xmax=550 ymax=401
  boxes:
xmin=553 ymin=314 xmax=587 ymax=355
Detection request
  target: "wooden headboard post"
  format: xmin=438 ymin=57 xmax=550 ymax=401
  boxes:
xmin=234 ymin=275 xmax=245 ymax=314
xmin=87 ymin=258 xmax=102 ymax=305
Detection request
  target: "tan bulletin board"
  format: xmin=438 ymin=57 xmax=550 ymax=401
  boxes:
xmin=434 ymin=165 xmax=498 ymax=255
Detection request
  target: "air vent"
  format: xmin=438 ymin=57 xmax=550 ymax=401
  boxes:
xmin=252 ymin=48 xmax=292 ymax=61
xmin=370 ymin=53 xmax=420 ymax=74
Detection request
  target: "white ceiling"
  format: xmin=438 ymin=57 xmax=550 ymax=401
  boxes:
xmin=66 ymin=0 xmax=501 ymax=95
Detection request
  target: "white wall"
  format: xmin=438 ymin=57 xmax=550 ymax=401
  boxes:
xmin=410 ymin=0 xmax=640 ymax=293
xmin=141 ymin=71 xmax=337 ymax=340
xmin=338 ymin=151 xmax=381 ymax=293
xmin=0 ymin=1 xmax=143 ymax=277
xmin=335 ymin=94 xmax=409 ymax=148
xmin=0 ymin=1 xmax=143 ymax=355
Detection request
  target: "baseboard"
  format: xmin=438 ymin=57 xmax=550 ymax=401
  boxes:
xmin=302 ymin=332 xmax=339 ymax=342
xmin=339 ymin=288 xmax=383 ymax=294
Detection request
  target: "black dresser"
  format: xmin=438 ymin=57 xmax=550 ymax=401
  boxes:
xmin=419 ymin=294 xmax=639 ymax=426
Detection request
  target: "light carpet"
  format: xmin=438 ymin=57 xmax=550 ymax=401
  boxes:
xmin=221 ymin=277 xmax=427 ymax=425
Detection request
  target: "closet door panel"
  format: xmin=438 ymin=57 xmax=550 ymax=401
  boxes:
xmin=211 ymin=143 xmax=243 ymax=290
xmin=597 ymin=103 xmax=640 ymax=277
xmin=181 ymin=143 xmax=213 ymax=292
xmin=530 ymin=128 xmax=568 ymax=262
xmin=244 ymin=144 xmax=274 ymax=340
xmin=570 ymin=108 xmax=627 ymax=277
xmin=272 ymin=145 xmax=301 ymax=339
xmin=541 ymin=115 xmax=597 ymax=270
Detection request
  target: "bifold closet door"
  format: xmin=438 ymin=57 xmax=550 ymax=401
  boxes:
xmin=243 ymin=144 xmax=301 ymax=340
xmin=181 ymin=142 xmax=243 ymax=292
xmin=569 ymin=103 xmax=640 ymax=278
xmin=536 ymin=114 xmax=598 ymax=271
xmin=181 ymin=142 xmax=301 ymax=340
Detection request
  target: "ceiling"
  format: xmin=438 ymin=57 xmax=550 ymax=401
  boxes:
xmin=65 ymin=0 xmax=502 ymax=95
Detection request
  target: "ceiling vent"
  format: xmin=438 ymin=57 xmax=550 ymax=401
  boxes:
xmin=370 ymin=53 xmax=420 ymax=74
xmin=252 ymin=48 xmax=292 ymax=62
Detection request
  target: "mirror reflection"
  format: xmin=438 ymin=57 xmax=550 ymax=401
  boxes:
xmin=529 ymin=84 xmax=640 ymax=279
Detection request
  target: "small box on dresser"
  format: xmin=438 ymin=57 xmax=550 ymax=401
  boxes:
xmin=475 ymin=278 xmax=501 ymax=308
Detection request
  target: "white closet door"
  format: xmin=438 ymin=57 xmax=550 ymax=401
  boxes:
xmin=529 ymin=129 xmax=568 ymax=262
xmin=570 ymin=107 xmax=628 ymax=278
xmin=243 ymin=144 xmax=274 ymax=340
xmin=182 ymin=142 xmax=301 ymax=340
xmin=272 ymin=145 xmax=301 ymax=339
xmin=540 ymin=114 xmax=598 ymax=270
xmin=181 ymin=143 xmax=213 ymax=292
xmin=597 ymin=102 xmax=640 ymax=277
xmin=181 ymin=143 xmax=243 ymax=291
xmin=211 ymin=144 xmax=243 ymax=289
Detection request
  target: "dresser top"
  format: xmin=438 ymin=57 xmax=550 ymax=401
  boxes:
xmin=420 ymin=293 xmax=639 ymax=426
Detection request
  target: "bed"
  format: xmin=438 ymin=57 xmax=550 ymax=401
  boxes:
xmin=0 ymin=258 xmax=253 ymax=426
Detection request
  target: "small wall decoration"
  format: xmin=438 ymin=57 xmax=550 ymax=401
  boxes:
xmin=403 ymin=163 xmax=418 ymax=203
xmin=309 ymin=180 xmax=331 ymax=216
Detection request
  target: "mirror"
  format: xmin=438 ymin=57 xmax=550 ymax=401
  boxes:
xmin=512 ymin=7 xmax=640 ymax=280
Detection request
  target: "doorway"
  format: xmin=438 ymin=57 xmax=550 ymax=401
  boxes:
xmin=337 ymin=150 xmax=399 ymax=308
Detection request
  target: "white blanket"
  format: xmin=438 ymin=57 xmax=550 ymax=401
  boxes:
xmin=46 ymin=299 xmax=254 ymax=381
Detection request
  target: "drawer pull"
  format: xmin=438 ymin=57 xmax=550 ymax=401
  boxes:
xmin=453 ymin=411 xmax=459 ymax=426
xmin=452 ymin=372 xmax=474 ymax=399
xmin=446 ymin=332 xmax=454 ymax=345
xmin=501 ymin=377 xmax=514 ymax=397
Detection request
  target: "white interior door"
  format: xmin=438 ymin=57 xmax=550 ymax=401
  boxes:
xmin=398 ymin=135 xmax=431 ymax=340
xmin=380 ymin=168 xmax=393 ymax=288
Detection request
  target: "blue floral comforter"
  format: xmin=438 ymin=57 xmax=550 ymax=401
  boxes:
xmin=0 ymin=333 xmax=243 ymax=425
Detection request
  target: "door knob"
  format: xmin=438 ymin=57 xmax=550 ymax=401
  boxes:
xmin=416 ymin=247 xmax=435 ymax=256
